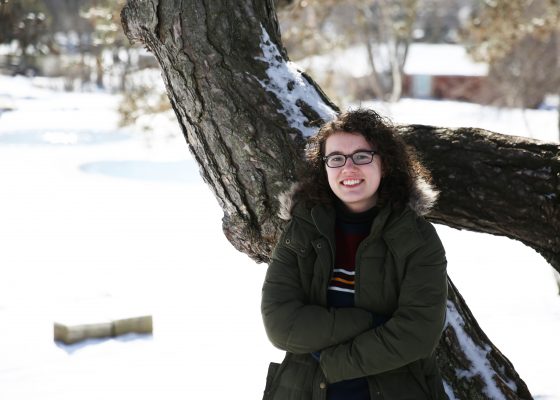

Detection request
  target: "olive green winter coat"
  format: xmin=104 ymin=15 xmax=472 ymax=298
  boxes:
xmin=261 ymin=202 xmax=448 ymax=400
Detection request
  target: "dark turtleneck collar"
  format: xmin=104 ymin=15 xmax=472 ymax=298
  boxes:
xmin=334 ymin=199 xmax=380 ymax=224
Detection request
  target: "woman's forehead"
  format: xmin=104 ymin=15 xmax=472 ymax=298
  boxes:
xmin=325 ymin=131 xmax=373 ymax=152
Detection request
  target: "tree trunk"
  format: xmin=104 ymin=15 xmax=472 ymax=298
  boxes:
xmin=362 ymin=31 xmax=387 ymax=100
xmin=557 ymin=89 xmax=560 ymax=141
xmin=95 ymin=52 xmax=104 ymax=88
xmin=121 ymin=0 xmax=559 ymax=398
xmin=378 ymin=0 xmax=403 ymax=103
xmin=358 ymin=3 xmax=388 ymax=100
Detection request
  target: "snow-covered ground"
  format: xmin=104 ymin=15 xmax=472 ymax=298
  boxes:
xmin=0 ymin=75 xmax=558 ymax=399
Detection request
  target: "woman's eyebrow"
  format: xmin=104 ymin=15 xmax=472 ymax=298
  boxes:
xmin=325 ymin=150 xmax=344 ymax=157
xmin=325 ymin=148 xmax=373 ymax=156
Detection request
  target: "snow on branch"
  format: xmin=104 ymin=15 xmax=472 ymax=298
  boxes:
xmin=443 ymin=380 xmax=458 ymax=400
xmin=255 ymin=25 xmax=337 ymax=137
xmin=445 ymin=300 xmax=517 ymax=399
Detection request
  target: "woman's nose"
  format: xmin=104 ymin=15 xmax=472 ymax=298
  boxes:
xmin=342 ymin=157 xmax=358 ymax=170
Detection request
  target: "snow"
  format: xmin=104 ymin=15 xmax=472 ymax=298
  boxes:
xmin=295 ymin=43 xmax=488 ymax=79
xmin=256 ymin=26 xmax=337 ymax=136
xmin=296 ymin=45 xmax=373 ymax=79
xmin=445 ymin=300 xmax=516 ymax=399
xmin=404 ymin=43 xmax=488 ymax=76
xmin=443 ymin=380 xmax=458 ymax=400
xmin=0 ymin=74 xmax=559 ymax=399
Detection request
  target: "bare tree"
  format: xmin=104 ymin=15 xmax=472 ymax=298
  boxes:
xmin=80 ymin=0 xmax=131 ymax=89
xmin=121 ymin=0 xmax=559 ymax=398
xmin=356 ymin=0 xmax=416 ymax=102
xmin=478 ymin=35 xmax=559 ymax=110
xmin=278 ymin=0 xmax=416 ymax=102
xmin=0 ymin=0 xmax=52 ymax=75
xmin=462 ymin=0 xmax=560 ymax=138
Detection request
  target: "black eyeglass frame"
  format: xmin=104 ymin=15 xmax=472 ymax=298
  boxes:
xmin=322 ymin=150 xmax=378 ymax=168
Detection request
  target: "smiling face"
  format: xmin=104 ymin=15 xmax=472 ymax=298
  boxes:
xmin=324 ymin=131 xmax=383 ymax=213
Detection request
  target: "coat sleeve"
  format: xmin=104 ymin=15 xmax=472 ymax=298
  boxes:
xmin=261 ymin=222 xmax=374 ymax=354
xmin=319 ymin=221 xmax=448 ymax=383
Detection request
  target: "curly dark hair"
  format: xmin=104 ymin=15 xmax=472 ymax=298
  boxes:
xmin=293 ymin=108 xmax=432 ymax=211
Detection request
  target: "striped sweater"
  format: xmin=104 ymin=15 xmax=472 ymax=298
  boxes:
xmin=326 ymin=204 xmax=379 ymax=400
xmin=327 ymin=205 xmax=378 ymax=308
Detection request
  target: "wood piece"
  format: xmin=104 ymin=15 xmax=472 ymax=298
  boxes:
xmin=54 ymin=315 xmax=153 ymax=345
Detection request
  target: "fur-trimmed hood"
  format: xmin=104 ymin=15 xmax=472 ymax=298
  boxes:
xmin=277 ymin=178 xmax=439 ymax=221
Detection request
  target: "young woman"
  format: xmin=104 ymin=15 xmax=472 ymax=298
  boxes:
xmin=261 ymin=109 xmax=448 ymax=400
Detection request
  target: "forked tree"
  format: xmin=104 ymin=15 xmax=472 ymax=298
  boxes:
xmin=121 ymin=1 xmax=560 ymax=398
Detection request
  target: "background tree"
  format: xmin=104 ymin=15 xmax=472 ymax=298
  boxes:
xmin=80 ymin=0 xmax=130 ymax=89
xmin=0 ymin=0 xmax=52 ymax=75
xmin=121 ymin=0 xmax=558 ymax=399
xmin=357 ymin=0 xmax=416 ymax=102
xmin=42 ymin=0 xmax=96 ymax=87
xmin=0 ymin=0 xmax=135 ymax=90
xmin=278 ymin=0 xmax=417 ymax=103
xmin=462 ymin=0 xmax=560 ymax=136
xmin=413 ymin=0 xmax=470 ymax=43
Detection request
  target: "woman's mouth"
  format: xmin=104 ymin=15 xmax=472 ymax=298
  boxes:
xmin=341 ymin=179 xmax=363 ymax=187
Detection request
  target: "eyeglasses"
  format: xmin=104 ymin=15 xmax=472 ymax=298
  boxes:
xmin=323 ymin=150 xmax=377 ymax=168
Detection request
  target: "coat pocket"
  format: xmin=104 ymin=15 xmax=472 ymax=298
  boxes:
xmin=374 ymin=364 xmax=430 ymax=400
xmin=263 ymin=354 xmax=317 ymax=400
xmin=262 ymin=362 xmax=281 ymax=400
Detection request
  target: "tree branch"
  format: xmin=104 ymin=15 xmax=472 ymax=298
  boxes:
xmin=398 ymin=125 xmax=560 ymax=272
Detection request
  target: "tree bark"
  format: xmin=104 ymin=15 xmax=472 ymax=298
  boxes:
xmin=121 ymin=0 xmax=558 ymax=398
xmin=398 ymin=125 xmax=560 ymax=272
xmin=121 ymin=0 xmax=323 ymax=262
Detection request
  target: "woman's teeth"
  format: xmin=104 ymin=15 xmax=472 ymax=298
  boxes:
xmin=342 ymin=179 xmax=361 ymax=186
